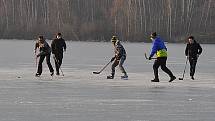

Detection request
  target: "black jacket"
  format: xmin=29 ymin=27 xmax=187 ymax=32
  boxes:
xmin=185 ymin=41 xmax=202 ymax=58
xmin=51 ymin=38 xmax=66 ymax=55
xmin=35 ymin=41 xmax=51 ymax=56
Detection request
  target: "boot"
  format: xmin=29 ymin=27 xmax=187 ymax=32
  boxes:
xmin=107 ymin=75 xmax=114 ymax=79
xmin=107 ymin=73 xmax=114 ymax=79
xmin=50 ymin=72 xmax=54 ymax=76
xmin=169 ymin=76 xmax=176 ymax=82
xmin=121 ymin=73 xmax=128 ymax=79
xmin=35 ymin=73 xmax=41 ymax=77
xmin=56 ymin=72 xmax=60 ymax=76
xmin=191 ymin=76 xmax=194 ymax=80
xmin=151 ymin=78 xmax=159 ymax=82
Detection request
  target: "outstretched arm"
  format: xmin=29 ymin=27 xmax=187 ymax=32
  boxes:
xmin=198 ymin=43 xmax=202 ymax=55
xmin=51 ymin=40 xmax=56 ymax=54
xmin=185 ymin=44 xmax=189 ymax=56
xmin=63 ymin=39 xmax=67 ymax=51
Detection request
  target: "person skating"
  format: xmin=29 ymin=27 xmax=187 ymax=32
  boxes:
xmin=148 ymin=32 xmax=176 ymax=82
xmin=107 ymin=36 xmax=128 ymax=79
xmin=185 ymin=36 xmax=202 ymax=80
xmin=51 ymin=33 xmax=66 ymax=75
xmin=34 ymin=36 xmax=54 ymax=77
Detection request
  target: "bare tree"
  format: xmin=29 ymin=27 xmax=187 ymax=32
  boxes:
xmin=0 ymin=0 xmax=214 ymax=42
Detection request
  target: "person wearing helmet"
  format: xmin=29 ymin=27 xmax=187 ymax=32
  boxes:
xmin=185 ymin=36 xmax=202 ymax=80
xmin=107 ymin=36 xmax=128 ymax=79
xmin=34 ymin=35 xmax=54 ymax=77
xmin=148 ymin=32 xmax=176 ymax=82
xmin=51 ymin=33 xmax=66 ymax=75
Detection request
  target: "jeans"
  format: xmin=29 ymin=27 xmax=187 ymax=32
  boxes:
xmin=189 ymin=57 xmax=197 ymax=77
xmin=37 ymin=54 xmax=54 ymax=74
xmin=111 ymin=56 xmax=127 ymax=76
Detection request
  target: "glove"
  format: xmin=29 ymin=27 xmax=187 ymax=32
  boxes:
xmin=111 ymin=57 xmax=115 ymax=62
xmin=148 ymin=56 xmax=152 ymax=60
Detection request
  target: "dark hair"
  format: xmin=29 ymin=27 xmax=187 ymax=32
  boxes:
xmin=188 ymin=36 xmax=197 ymax=43
xmin=151 ymin=32 xmax=157 ymax=37
xmin=38 ymin=35 xmax=43 ymax=39
xmin=57 ymin=33 xmax=62 ymax=36
xmin=188 ymin=36 xmax=194 ymax=40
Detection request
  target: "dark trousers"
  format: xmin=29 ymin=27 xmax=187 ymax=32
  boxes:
xmin=54 ymin=54 xmax=63 ymax=74
xmin=111 ymin=56 xmax=127 ymax=76
xmin=189 ymin=57 xmax=197 ymax=77
xmin=153 ymin=57 xmax=174 ymax=79
xmin=37 ymin=54 xmax=54 ymax=74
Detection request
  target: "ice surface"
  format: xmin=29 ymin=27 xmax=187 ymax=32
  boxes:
xmin=0 ymin=40 xmax=215 ymax=121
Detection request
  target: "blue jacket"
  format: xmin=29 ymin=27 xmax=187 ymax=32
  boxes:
xmin=150 ymin=37 xmax=167 ymax=57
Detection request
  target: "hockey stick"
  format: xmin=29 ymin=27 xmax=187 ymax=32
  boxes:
xmin=179 ymin=57 xmax=188 ymax=80
xmin=53 ymin=56 xmax=64 ymax=76
xmin=93 ymin=60 xmax=112 ymax=74
xmin=144 ymin=53 xmax=157 ymax=60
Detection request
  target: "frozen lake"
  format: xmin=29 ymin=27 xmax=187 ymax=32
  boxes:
xmin=0 ymin=40 xmax=215 ymax=121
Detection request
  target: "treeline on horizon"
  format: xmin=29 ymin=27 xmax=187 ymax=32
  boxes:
xmin=0 ymin=0 xmax=214 ymax=43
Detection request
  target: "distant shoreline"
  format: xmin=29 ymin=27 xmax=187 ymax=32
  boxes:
xmin=0 ymin=39 xmax=214 ymax=44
